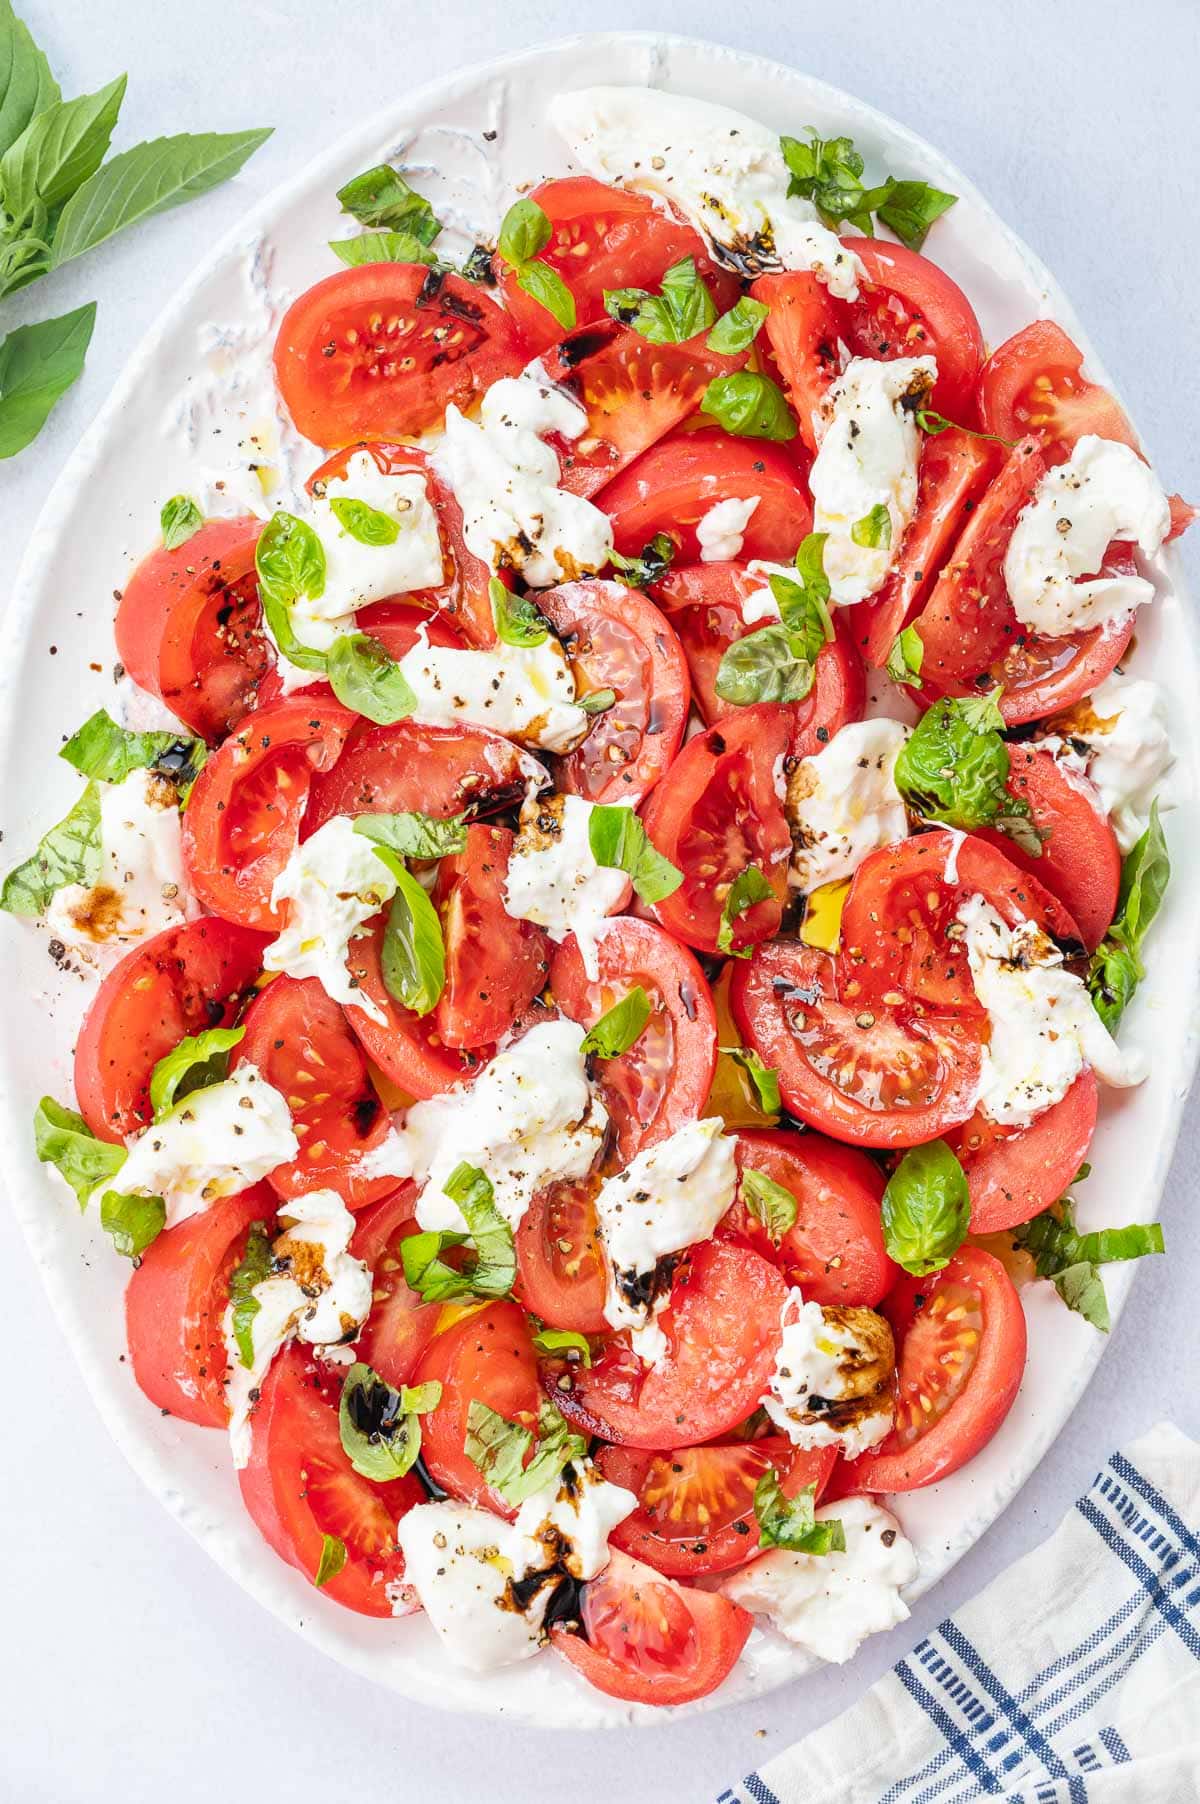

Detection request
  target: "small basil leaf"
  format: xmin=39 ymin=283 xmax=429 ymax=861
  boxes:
xmin=587 ymin=805 xmax=682 ymax=904
xmin=491 ymin=575 xmax=549 ymax=648
xmin=464 ymin=1398 xmax=586 ymax=1507
xmin=338 ymin=1361 xmax=442 ymax=1481
xmin=99 ymin=1189 xmax=165 ymax=1260
xmin=335 ymin=163 xmax=440 ymax=243
xmin=0 ymin=780 xmax=101 ymax=916
xmin=1089 ymin=803 xmax=1169 ymax=1031
xmin=851 ymin=503 xmax=892 ymax=549
xmin=352 ymin=810 xmax=467 ymax=859
xmin=608 ymin=532 xmax=675 ymax=590
xmin=497 ymin=196 xmax=551 ymax=266
xmin=886 ymin=625 xmax=924 ymax=689
xmin=580 ymin=986 xmax=652 ymax=1059
xmin=374 ymin=850 xmax=445 ymax=1016
xmin=715 ymin=622 xmax=815 ymax=706
xmin=603 ymin=256 xmax=716 ymax=345
xmin=916 ymin=408 xmax=1014 ymax=448
xmin=516 ymin=259 xmax=576 ymax=332
xmin=255 ymin=510 xmax=328 ymax=672
xmin=579 ymin=688 xmax=617 ymax=715
xmin=329 ymin=230 xmax=436 ymax=268
xmin=160 ymin=493 xmax=204 ymax=550
xmin=706 ymin=295 xmax=769 ymax=355
xmin=893 ymin=690 xmax=1024 ymax=833
xmin=531 ymin=1328 xmax=592 ymax=1365
xmin=700 ymin=371 xmax=797 ymax=442
xmin=227 ymin=1220 xmax=273 ymax=1367
xmin=717 ymin=864 xmax=774 ymax=957
xmin=770 ymin=567 xmax=834 ymax=661
xmin=754 ymin=1470 xmax=845 ymax=1554
xmin=0 ymin=300 xmax=95 ymax=458
xmin=327 ymin=632 xmax=417 ymax=725
xmin=881 ymin=1140 xmax=970 ymax=1276
xmin=148 ymin=1025 xmax=246 ymax=1120
xmin=876 ymin=180 xmax=958 ymax=252
xmin=741 ymin=1167 xmax=797 ymax=1243
xmin=400 ymin=1161 xmax=515 ymax=1302
xmin=329 ymin=494 xmax=400 ymax=546
xmin=60 ymin=708 xmax=206 ymax=791
xmin=33 ymin=1096 xmax=125 ymax=1207
xmin=314 ymin=1534 xmax=347 ymax=1589
xmin=720 ymin=1046 xmax=782 ymax=1115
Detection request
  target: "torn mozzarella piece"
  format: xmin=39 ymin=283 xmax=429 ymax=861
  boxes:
xmin=264 ymin=816 xmax=397 ymax=1023
xmin=785 ymin=718 xmax=909 ymax=892
xmin=502 ymin=792 xmax=629 ymax=979
xmin=398 ymin=628 xmax=589 ymax=755
xmin=763 ymin=1291 xmax=894 ymax=1458
xmin=44 ymin=769 xmax=195 ymax=959
xmin=697 ymin=496 xmax=760 ymax=562
xmin=307 ymin=453 xmax=446 ymax=620
xmin=1037 ymin=674 xmax=1175 ymax=854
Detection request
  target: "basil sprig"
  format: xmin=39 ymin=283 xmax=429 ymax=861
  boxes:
xmin=1088 ymin=804 xmax=1170 ymax=1033
xmin=580 ymin=986 xmax=652 ymax=1059
xmin=715 ymin=532 xmax=833 ymax=707
xmin=741 ymin=1167 xmax=797 ymax=1243
xmin=754 ymin=1470 xmax=845 ymax=1554
xmin=338 ymin=1361 xmax=442 ymax=1481
xmin=717 ymin=864 xmax=774 ymax=957
xmin=701 ymin=371 xmax=797 ymax=442
xmin=496 ymin=197 xmax=575 ymax=332
xmin=881 ymin=1140 xmax=970 ymax=1276
xmin=464 ymin=1399 xmax=586 ymax=1507
xmin=148 ymin=1026 xmax=246 ymax=1121
xmin=893 ymin=689 xmax=1035 ymax=846
xmin=608 ymin=532 xmax=676 ymax=590
xmin=227 ymin=1220 xmax=273 ymax=1367
xmin=780 ymin=129 xmax=956 ymax=250
xmin=60 ymin=707 xmax=207 ymax=792
xmin=588 ymin=805 xmax=682 ymax=904
xmin=604 ymin=255 xmax=717 ymax=343
xmin=1014 ymin=1200 xmax=1165 ymax=1333
xmin=400 ymin=1162 xmax=515 ymax=1302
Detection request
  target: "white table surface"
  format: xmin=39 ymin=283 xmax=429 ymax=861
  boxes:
xmin=2 ymin=3 xmax=1197 ymax=1799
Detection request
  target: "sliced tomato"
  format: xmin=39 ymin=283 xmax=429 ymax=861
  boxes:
xmin=552 ymin=1549 xmax=752 ymax=1706
xmin=599 ymin=427 xmax=813 ymax=564
xmin=536 ymin=579 xmax=690 ymax=805
xmin=411 ymin=1300 xmax=540 ymax=1514
xmin=238 ymin=1346 xmax=423 ymax=1615
xmin=125 ymin=1187 xmax=272 ymax=1426
xmin=597 ymin=1438 xmax=837 ymax=1577
xmin=342 ymin=909 xmax=492 ymax=1098
xmin=115 ymin=517 xmax=268 ymax=744
xmin=651 ymin=559 xmax=865 ymax=741
xmin=233 ymin=974 xmax=397 ymax=1207
xmin=304 ymin=717 xmax=543 ymax=836
xmin=851 ymin=1246 xmax=1026 ymax=1492
xmin=550 ymin=918 xmax=718 ymax=1162
xmin=730 ymin=938 xmax=982 ymax=1148
xmin=255 ymin=601 xmax=465 ymax=710
xmin=753 ymin=270 xmax=843 ymax=452
xmin=640 ymin=705 xmax=794 ymax=957
xmin=182 ymin=697 xmax=357 ymax=929
xmin=978 ymin=320 xmax=1139 ymax=458
xmin=514 ymin=1175 xmax=609 ymax=1335
xmin=273 ymin=264 xmax=524 ymax=447
xmin=495 ymin=176 xmax=739 ymax=357
xmin=840 ymin=239 xmax=985 ymax=423
xmin=986 ymin=608 xmax=1134 ymax=728
xmin=548 ymin=1238 xmax=787 ymax=1449
xmin=350 ymin=1185 xmax=442 ymax=1387
xmin=434 ymin=824 xmax=549 ymax=1050
xmin=724 ymin=1130 xmax=899 ymax=1307
xmin=74 ymin=917 xmax=269 ymax=1140
xmin=951 ymin=1070 xmax=1098 ymax=1233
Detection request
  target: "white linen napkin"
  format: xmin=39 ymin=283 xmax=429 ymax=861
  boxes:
xmin=717 ymin=1423 xmax=1200 ymax=1802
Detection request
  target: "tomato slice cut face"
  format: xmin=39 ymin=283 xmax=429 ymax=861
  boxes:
xmin=839 ymin=239 xmax=985 ymax=423
xmin=851 ymin=1246 xmax=1026 ymax=1493
xmin=514 ymin=1174 xmax=610 ymax=1335
xmin=435 ymin=824 xmax=549 ymax=1050
xmin=978 ymin=320 xmax=1139 ymax=458
xmin=547 ymin=1238 xmax=787 ymax=1449
xmin=350 ymin=1186 xmax=442 ymax=1388
xmin=273 ymin=264 xmax=524 ymax=447
xmin=343 ymin=909 xmax=492 ymax=1099
xmin=411 ymin=1301 xmax=540 ymax=1514
xmin=304 ymin=718 xmax=544 ymax=836
xmin=951 ymin=1069 xmax=1098 ymax=1234
xmin=731 ymin=938 xmax=983 ymax=1148
xmin=599 ymin=426 xmax=814 ymax=564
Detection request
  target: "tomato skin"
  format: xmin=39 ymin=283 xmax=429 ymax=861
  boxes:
xmin=851 ymin=1247 xmax=1027 ymax=1493
xmin=552 ymin=1549 xmax=752 ymax=1706
xmin=840 ymin=239 xmax=985 ymax=423
xmin=412 ymin=1301 xmax=540 ymax=1514
xmin=343 ymin=909 xmax=491 ymax=1098
xmin=125 ymin=1188 xmax=273 ymax=1426
xmin=600 ymin=426 xmax=813 ymax=564
xmin=536 ymin=579 xmax=691 ymax=806
xmin=640 ymin=705 xmax=794 ymax=957
xmin=952 ymin=1070 xmax=1098 ymax=1234
xmin=548 ymin=1238 xmax=788 ymax=1450
xmin=725 ymin=1130 xmax=899 ymax=1307
xmin=435 ymin=824 xmax=549 ymax=1050
xmin=514 ymin=1176 xmax=610 ymax=1335
xmin=273 ymin=264 xmax=524 ymax=448
xmin=550 ymin=918 xmax=718 ymax=1162
xmin=350 ymin=1185 xmax=442 ymax=1387
xmin=978 ymin=320 xmax=1138 ymax=458
xmin=304 ymin=718 xmax=542 ymax=838
xmin=182 ymin=698 xmax=357 ymax=930
xmin=74 ymin=916 xmax=270 ymax=1141
xmin=731 ymin=939 xmax=983 ymax=1149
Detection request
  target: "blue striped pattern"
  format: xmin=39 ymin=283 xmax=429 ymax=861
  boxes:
xmin=721 ymin=1445 xmax=1199 ymax=1803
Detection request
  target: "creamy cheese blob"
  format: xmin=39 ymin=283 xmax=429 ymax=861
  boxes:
xmin=44 ymin=769 xmax=195 ymax=958
xmin=1003 ymin=435 xmax=1170 ymax=638
xmin=431 ymin=369 xmax=613 ymax=588
xmin=308 ymin=454 xmax=445 ymax=619
xmin=550 ymin=87 xmax=864 ymax=300
xmin=264 ymin=816 xmax=397 ymax=1022
xmin=1038 ymin=674 xmax=1175 ymax=854
xmin=593 ymin=1117 xmax=738 ymax=1366
xmin=959 ymin=894 xmax=1146 ymax=1126
xmin=721 ymin=1496 xmax=916 ymax=1664
xmin=809 ymin=355 xmax=936 ymax=606
xmin=406 ymin=1018 xmax=607 ymax=1234
xmin=223 ymin=1189 xmax=373 ymax=1467
xmin=738 ymin=560 xmax=796 ymax=626
xmin=763 ymin=1292 xmax=894 ymax=1458
xmin=502 ymin=792 xmax=630 ymax=979
xmin=101 ymin=1064 xmax=298 ymax=1227
xmin=398 ymin=626 xmax=589 ymax=755
xmin=785 ymin=718 xmax=909 ymax=892
xmin=696 ymin=495 xmax=760 ymax=562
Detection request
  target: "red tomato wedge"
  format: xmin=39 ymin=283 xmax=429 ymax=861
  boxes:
xmin=600 ymin=426 xmax=813 ymax=564
xmin=350 ymin=1185 xmax=442 ymax=1388
xmin=115 ymin=517 xmax=268 ymax=744
xmin=851 ymin=1247 xmax=1026 ymax=1493
xmin=125 ymin=1188 xmax=273 ymax=1426
xmin=434 ymin=824 xmax=550 ymax=1050
xmin=412 ymin=1301 xmax=541 ymax=1514
xmin=753 ymin=270 xmax=842 ymax=452
xmin=550 ymin=917 xmax=718 ymax=1162
xmin=536 ymin=579 xmax=691 ymax=806
xmin=342 ymin=909 xmax=491 ymax=1098
xmin=74 ymin=916 xmax=269 ymax=1141
xmin=304 ymin=717 xmax=543 ymax=836
xmin=547 ymin=1238 xmax=787 ymax=1449
xmin=840 ymin=238 xmax=985 ymax=423
xmin=183 ymin=697 xmax=357 ymax=930
xmin=597 ymin=1438 xmax=837 ymax=1577
xmin=515 ymin=1175 xmax=610 ymax=1335
xmin=552 ymin=1548 xmax=752 ymax=1706
xmin=238 ymin=1346 xmax=423 ymax=1616
xmin=951 ymin=1070 xmax=1098 ymax=1234
xmin=731 ymin=938 xmax=983 ymax=1148
xmin=273 ymin=263 xmax=524 ymax=447
xmin=978 ymin=320 xmax=1139 ymax=458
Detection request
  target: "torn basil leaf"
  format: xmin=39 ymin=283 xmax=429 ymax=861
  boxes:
xmin=160 ymin=493 xmax=203 ymax=550
xmin=881 ymin=1140 xmax=970 ymax=1276
xmin=893 ymin=689 xmax=1028 ymax=835
xmin=754 ymin=1470 xmax=845 ymax=1553
xmin=741 ymin=1167 xmax=797 ymax=1243
xmin=706 ymin=295 xmax=769 ymax=355
xmin=33 ymin=1095 xmax=125 ymax=1206
xmin=604 ymin=255 xmax=716 ymax=344
xmin=715 ymin=622 xmax=815 ymax=707
xmin=588 ymin=805 xmax=682 ymax=904
xmin=609 ymin=531 xmax=675 ymax=590
xmin=579 ymin=687 xmax=617 ymax=715
xmin=851 ymin=504 xmax=892 ymax=550
xmin=255 ymin=510 xmax=328 ymax=672
xmin=531 ymin=1327 xmax=592 ymax=1365
xmin=491 ymin=575 xmax=549 ymax=648
xmin=373 ymin=847 xmax=445 ymax=1016
xmin=99 ymin=1188 xmax=165 ymax=1260
xmin=353 ymin=811 xmax=467 ymax=860
xmin=314 ymin=1533 xmax=347 ymax=1589
xmin=400 ymin=1162 xmax=515 ymax=1302
xmin=338 ymin=1361 xmax=442 ymax=1481
xmin=329 ymin=229 xmax=437 ymax=268
xmin=227 ymin=1220 xmax=273 ymax=1368
xmin=148 ymin=1025 xmax=246 ymax=1121
xmin=717 ymin=864 xmax=774 ymax=957
xmin=336 ymin=163 xmax=440 ymax=244
xmin=327 ymin=632 xmax=417 ymax=726
xmin=580 ymin=986 xmax=652 ymax=1059
xmin=701 ymin=371 xmax=797 ymax=442
xmin=0 ymin=780 xmax=101 ymax=916
xmin=1088 ymin=803 xmax=1170 ymax=1033
xmin=721 ymin=1046 xmax=782 ymax=1115
xmin=59 ymin=708 xmax=207 ymax=792
xmin=885 ymin=625 xmax=924 ymax=689
xmin=1013 ymin=1201 xmax=1164 ymax=1333
xmin=464 ymin=1398 xmax=586 ymax=1507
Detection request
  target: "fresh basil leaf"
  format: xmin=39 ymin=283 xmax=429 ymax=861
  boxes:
xmin=0 ymin=300 xmax=95 ymax=457
xmin=721 ymin=1046 xmax=782 ymax=1115
xmin=353 ymin=811 xmax=467 ymax=860
xmin=336 ymin=163 xmax=439 ymax=243
xmin=781 ymin=129 xmax=957 ymax=249
xmin=701 ymin=371 xmax=797 ymax=442
xmin=1088 ymin=939 xmax=1141 ymax=1037
xmin=1089 ymin=802 xmax=1170 ymax=1029
xmin=881 ymin=1140 xmax=970 ymax=1276
xmin=916 ymin=408 xmax=1014 ymax=448
xmin=329 ymin=229 xmax=436 ymax=268
xmin=851 ymin=503 xmax=892 ymax=550
xmin=515 ymin=258 xmax=575 ymax=332
xmin=608 ymin=531 xmax=675 ymax=590
xmin=99 ymin=1188 xmax=165 ymax=1260
xmin=877 ymin=180 xmax=958 ymax=252
xmin=148 ymin=1026 xmax=246 ymax=1121
xmin=491 ymin=574 xmax=549 ymax=648
xmin=1047 ymin=1261 xmax=1111 ymax=1332
xmin=0 ymin=3 xmax=60 ymax=160
xmin=314 ymin=1534 xmax=346 ymax=1589
xmin=717 ymin=864 xmax=774 ymax=957
xmin=604 ymin=255 xmax=716 ymax=344
xmin=255 ymin=510 xmax=328 ymax=671
xmin=588 ymin=805 xmax=682 ymax=904
xmin=327 ymin=632 xmax=417 ymax=725
xmin=706 ymin=295 xmax=769 ymax=355
xmin=793 ymin=531 xmax=832 ymax=606
xmin=1014 ymin=1201 xmax=1164 ymax=1334
xmin=33 ymin=1095 xmax=125 ymax=1206
xmin=1 ymin=780 xmax=101 ymax=916
xmin=375 ymin=851 xmax=445 ymax=1016
xmin=329 ymin=494 xmax=400 ymax=546
xmin=60 ymin=708 xmax=206 ymax=791
xmin=715 ymin=622 xmax=815 ymax=706
xmin=579 ymin=687 xmax=617 ymax=715
xmin=754 ymin=1470 xmax=845 ymax=1553
xmin=227 ymin=1219 xmax=273 ymax=1367
xmin=159 ymin=493 xmax=203 ymax=550
xmin=0 ymin=73 xmax=124 ymax=225
xmin=530 ymin=1328 xmax=591 ymax=1365
xmin=886 ymin=625 xmax=924 ymax=689
xmin=498 ymin=196 xmax=551 ymax=265
xmin=338 ymin=1361 xmax=441 ymax=1481
xmin=580 ymin=986 xmax=652 ymax=1059
xmin=741 ymin=1167 xmax=797 ymax=1243
xmin=893 ymin=690 xmax=1025 ymax=833
xmin=465 ymin=1398 xmax=586 ymax=1507
xmin=399 ymin=1161 xmax=515 ymax=1302
xmin=49 ymin=127 xmax=272 ymax=271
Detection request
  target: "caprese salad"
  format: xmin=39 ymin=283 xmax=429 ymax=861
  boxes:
xmin=7 ymin=85 xmax=1187 ymax=1707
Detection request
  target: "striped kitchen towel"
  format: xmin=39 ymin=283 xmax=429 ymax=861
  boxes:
xmin=718 ymin=1422 xmax=1200 ymax=1803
